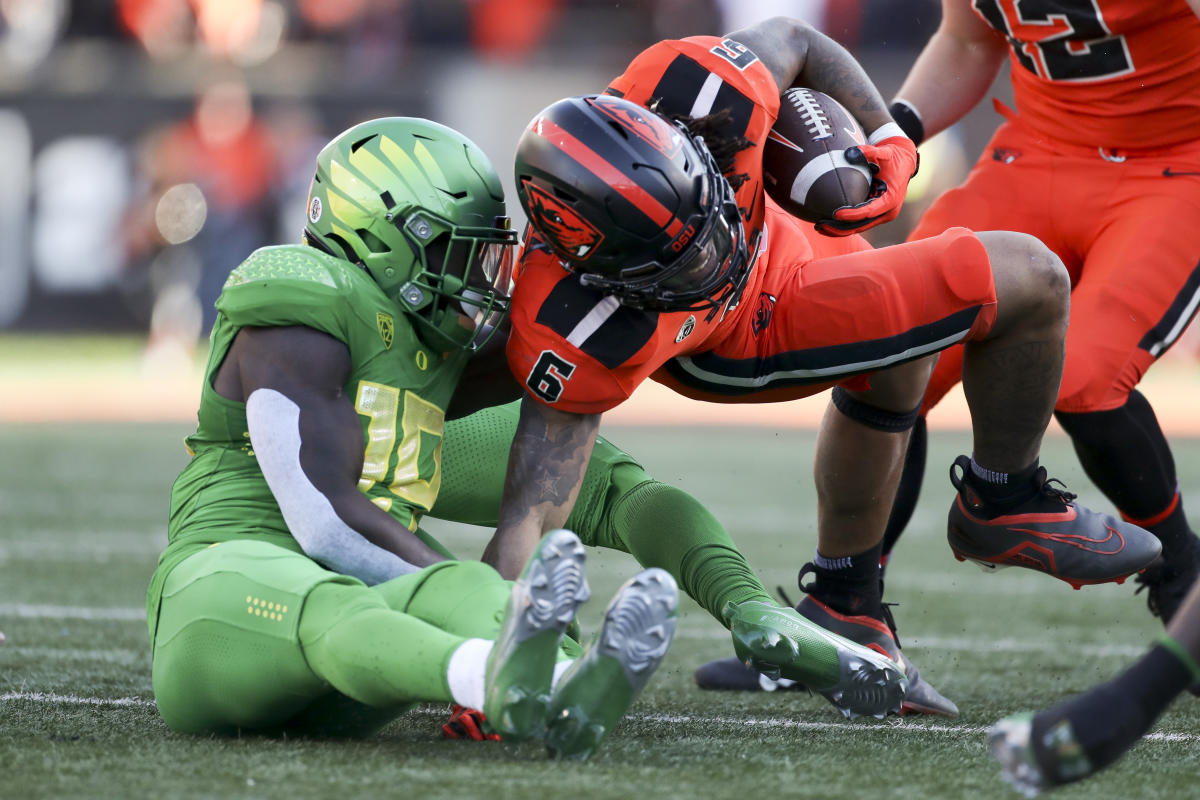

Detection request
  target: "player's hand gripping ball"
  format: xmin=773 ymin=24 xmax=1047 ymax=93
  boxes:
xmin=763 ymin=88 xmax=918 ymax=237
xmin=821 ymin=130 xmax=919 ymax=237
xmin=762 ymin=88 xmax=871 ymax=224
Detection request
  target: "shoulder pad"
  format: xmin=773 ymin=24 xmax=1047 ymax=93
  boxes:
xmin=217 ymin=245 xmax=374 ymax=336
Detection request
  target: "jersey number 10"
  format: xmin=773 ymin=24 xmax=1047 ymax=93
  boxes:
xmin=355 ymin=380 xmax=445 ymax=513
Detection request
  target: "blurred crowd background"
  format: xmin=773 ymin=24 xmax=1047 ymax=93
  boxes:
xmin=0 ymin=0 xmax=1042 ymax=370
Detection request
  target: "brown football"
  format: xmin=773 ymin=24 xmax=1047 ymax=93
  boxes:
xmin=762 ymin=88 xmax=872 ymax=223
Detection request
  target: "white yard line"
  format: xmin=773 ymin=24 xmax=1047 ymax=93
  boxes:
xmin=3 ymin=646 xmax=147 ymax=665
xmin=0 ymin=692 xmax=154 ymax=707
xmin=0 ymin=603 xmax=145 ymax=621
xmin=0 ymin=692 xmax=1196 ymax=743
xmin=0 ymin=532 xmax=163 ymax=562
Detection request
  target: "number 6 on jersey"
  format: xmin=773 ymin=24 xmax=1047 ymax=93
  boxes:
xmin=526 ymin=350 xmax=576 ymax=403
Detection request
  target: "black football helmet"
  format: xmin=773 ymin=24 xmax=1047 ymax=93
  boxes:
xmin=514 ymin=94 xmax=751 ymax=313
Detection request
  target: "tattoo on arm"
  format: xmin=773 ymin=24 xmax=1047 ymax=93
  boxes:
xmin=498 ymin=405 xmax=600 ymax=533
xmin=799 ymin=50 xmax=886 ymax=117
xmin=729 ymin=16 xmax=887 ymax=128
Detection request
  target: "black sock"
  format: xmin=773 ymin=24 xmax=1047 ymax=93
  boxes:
xmin=964 ymin=457 xmax=1041 ymax=513
xmin=1126 ymin=494 xmax=1198 ymax=563
xmin=882 ymin=416 xmax=927 ymax=566
xmin=1034 ymin=643 xmax=1194 ymax=779
xmin=1055 ymin=391 xmax=1177 ymax=520
xmin=808 ymin=542 xmax=883 ymax=619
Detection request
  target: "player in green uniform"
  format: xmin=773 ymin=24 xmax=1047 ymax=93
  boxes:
xmin=146 ymin=117 xmax=680 ymax=757
xmin=148 ymin=112 xmax=909 ymax=755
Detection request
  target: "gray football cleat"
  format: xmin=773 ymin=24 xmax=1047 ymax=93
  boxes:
xmin=545 ymin=567 xmax=678 ymax=759
xmin=483 ymin=529 xmax=590 ymax=741
xmin=947 ymin=455 xmax=1161 ymax=589
xmin=990 ymin=713 xmax=1056 ymax=798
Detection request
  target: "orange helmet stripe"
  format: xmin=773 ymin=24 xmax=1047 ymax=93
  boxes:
xmin=535 ymin=117 xmax=684 ymax=239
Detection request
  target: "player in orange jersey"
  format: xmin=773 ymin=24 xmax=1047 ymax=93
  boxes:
xmin=480 ymin=16 xmax=1160 ymax=719
xmin=870 ymin=0 xmax=1200 ymax=791
xmin=882 ymin=0 xmax=1200 ymax=625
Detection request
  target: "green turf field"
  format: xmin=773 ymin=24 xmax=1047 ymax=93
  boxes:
xmin=2 ymin=421 xmax=1198 ymax=799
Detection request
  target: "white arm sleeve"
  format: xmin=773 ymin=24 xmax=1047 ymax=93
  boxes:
xmin=246 ymin=388 xmax=420 ymax=585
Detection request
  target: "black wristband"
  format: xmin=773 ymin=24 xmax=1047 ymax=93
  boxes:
xmin=888 ymin=99 xmax=925 ymax=147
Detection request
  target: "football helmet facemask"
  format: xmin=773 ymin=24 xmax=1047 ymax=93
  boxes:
xmin=514 ymin=94 xmax=750 ymax=315
xmin=304 ymin=117 xmax=517 ymax=351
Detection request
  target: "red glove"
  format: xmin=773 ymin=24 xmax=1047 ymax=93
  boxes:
xmin=441 ymin=705 xmax=500 ymax=741
xmin=816 ymin=124 xmax=919 ymax=237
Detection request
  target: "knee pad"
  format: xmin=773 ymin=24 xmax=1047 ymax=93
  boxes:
xmin=832 ymin=386 xmax=922 ymax=433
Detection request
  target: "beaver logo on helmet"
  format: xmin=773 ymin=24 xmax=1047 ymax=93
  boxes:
xmin=589 ymin=95 xmax=682 ymax=159
xmin=521 ymin=179 xmax=605 ymax=260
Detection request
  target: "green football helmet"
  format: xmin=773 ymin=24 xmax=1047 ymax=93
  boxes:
xmin=304 ymin=117 xmax=517 ymax=351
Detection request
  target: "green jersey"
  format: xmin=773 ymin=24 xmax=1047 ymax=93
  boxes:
xmin=166 ymin=243 xmax=469 ymax=554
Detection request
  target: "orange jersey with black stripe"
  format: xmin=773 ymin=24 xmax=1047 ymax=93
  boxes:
xmin=507 ymin=36 xmax=786 ymax=413
xmin=506 ymin=230 xmax=755 ymax=414
xmin=606 ymin=35 xmax=782 ymax=240
xmin=972 ymin=0 xmax=1200 ymax=148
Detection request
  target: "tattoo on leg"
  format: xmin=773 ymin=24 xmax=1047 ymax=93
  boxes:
xmin=964 ymin=338 xmax=1064 ymax=465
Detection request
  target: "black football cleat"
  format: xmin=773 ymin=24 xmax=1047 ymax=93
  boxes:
xmin=795 ymin=594 xmax=956 ymax=717
xmin=947 ymin=456 xmax=1161 ymax=589
xmin=1135 ymin=533 xmax=1200 ymax=624
xmin=694 ymin=655 xmax=801 ymax=693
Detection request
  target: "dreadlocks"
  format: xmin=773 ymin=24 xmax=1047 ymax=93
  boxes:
xmin=656 ymin=104 xmax=754 ymax=191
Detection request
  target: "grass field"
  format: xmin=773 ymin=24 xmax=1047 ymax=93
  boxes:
xmin=3 ymin=419 xmax=1200 ymax=800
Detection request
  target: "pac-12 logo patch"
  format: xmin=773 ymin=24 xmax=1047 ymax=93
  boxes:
xmin=377 ymin=312 xmax=394 ymax=349
xmin=522 ymin=179 xmax=605 ymax=261
xmin=308 ymin=196 xmax=323 ymax=223
xmin=752 ymin=293 xmax=776 ymax=337
xmin=675 ymin=315 xmax=696 ymax=343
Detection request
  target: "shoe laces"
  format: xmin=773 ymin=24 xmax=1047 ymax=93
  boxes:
xmin=779 ymin=563 xmax=903 ymax=647
xmin=1133 ymin=556 xmax=1194 ymax=620
xmin=949 ymin=455 xmax=1076 ymax=509
xmin=1035 ymin=470 xmax=1077 ymax=505
xmin=1134 ymin=565 xmax=1169 ymax=619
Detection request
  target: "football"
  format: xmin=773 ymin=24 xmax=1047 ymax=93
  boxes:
xmin=762 ymin=88 xmax=872 ymax=222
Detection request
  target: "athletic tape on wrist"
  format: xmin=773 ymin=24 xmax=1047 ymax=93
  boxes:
xmin=867 ymin=122 xmax=908 ymax=146
xmin=887 ymin=99 xmax=925 ymax=146
xmin=831 ymin=386 xmax=921 ymax=433
xmin=1157 ymin=633 xmax=1200 ymax=683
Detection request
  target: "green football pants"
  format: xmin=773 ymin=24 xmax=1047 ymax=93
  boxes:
xmin=149 ymin=539 xmax=511 ymax=736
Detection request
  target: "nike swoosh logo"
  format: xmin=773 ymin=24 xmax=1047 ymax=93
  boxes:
xmin=1008 ymin=524 xmax=1127 ymax=555
xmin=1163 ymin=168 xmax=1200 ymax=177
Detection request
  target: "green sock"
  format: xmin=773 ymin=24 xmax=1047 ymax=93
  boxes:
xmin=609 ymin=476 xmax=773 ymax=623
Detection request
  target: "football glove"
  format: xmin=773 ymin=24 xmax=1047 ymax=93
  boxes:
xmin=816 ymin=124 xmax=919 ymax=237
xmin=441 ymin=704 xmax=500 ymax=741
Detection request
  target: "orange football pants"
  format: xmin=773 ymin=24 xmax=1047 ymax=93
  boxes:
xmin=915 ymin=118 xmax=1200 ymax=415
xmin=654 ymin=207 xmax=997 ymax=403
